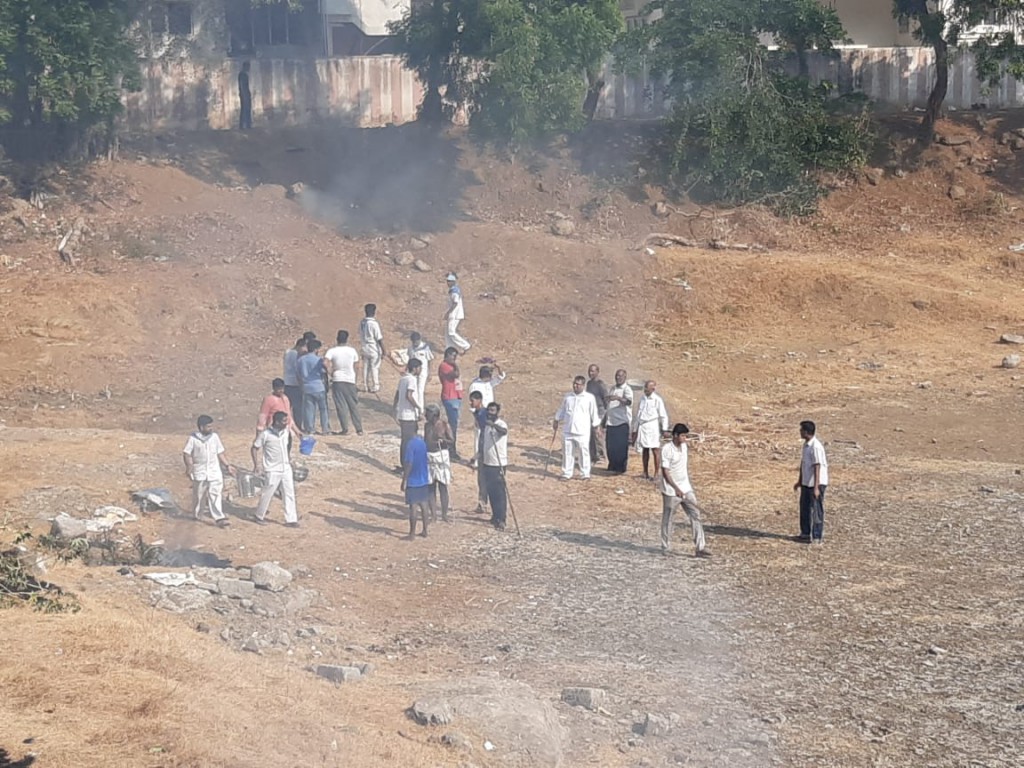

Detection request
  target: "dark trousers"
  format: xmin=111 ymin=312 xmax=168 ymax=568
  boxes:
xmin=799 ymin=485 xmax=827 ymax=540
xmin=331 ymin=381 xmax=362 ymax=434
xmin=483 ymin=465 xmax=508 ymax=526
xmin=239 ymin=96 xmax=252 ymax=129
xmin=605 ymin=423 xmax=630 ymax=473
xmin=399 ymin=420 xmax=418 ymax=470
xmin=442 ymin=398 xmax=461 ymax=454
xmin=284 ymin=385 xmax=302 ymax=424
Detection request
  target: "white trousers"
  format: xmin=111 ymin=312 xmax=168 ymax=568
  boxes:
xmin=192 ymin=478 xmax=225 ymax=521
xmin=416 ymin=367 xmax=429 ymax=409
xmin=256 ymin=470 xmax=297 ymax=523
xmin=445 ymin=316 xmax=471 ymax=353
xmin=362 ymin=345 xmax=382 ymax=392
xmin=561 ymin=435 xmax=591 ymax=479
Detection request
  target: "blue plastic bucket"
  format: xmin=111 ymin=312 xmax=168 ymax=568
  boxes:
xmin=299 ymin=436 xmax=316 ymax=456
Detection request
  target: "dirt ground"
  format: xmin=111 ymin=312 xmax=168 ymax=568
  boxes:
xmin=1 ymin=116 xmax=1023 ymax=768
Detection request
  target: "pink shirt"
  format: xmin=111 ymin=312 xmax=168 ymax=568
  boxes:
xmin=257 ymin=394 xmax=293 ymax=430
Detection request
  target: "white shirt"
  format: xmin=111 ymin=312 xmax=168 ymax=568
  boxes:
xmin=555 ymin=391 xmax=600 ymax=437
xmin=468 ymin=372 xmax=505 ymax=407
xmin=408 ymin=341 xmax=434 ymax=368
xmin=283 ymin=348 xmax=300 ymax=387
xmin=605 ymin=384 xmax=633 ymax=427
xmin=659 ymin=440 xmax=693 ymax=496
xmin=481 ymin=419 xmax=508 ymax=466
xmin=800 ymin=436 xmax=829 ymax=487
xmin=325 ymin=345 xmax=359 ymax=383
xmin=448 ymin=285 xmax=465 ymax=321
xmin=253 ymin=427 xmax=291 ymax=473
xmin=636 ymin=392 xmax=669 ymax=430
xmin=360 ymin=317 xmax=383 ymax=349
xmin=183 ymin=432 xmax=225 ymax=481
xmin=395 ymin=373 xmax=421 ymax=421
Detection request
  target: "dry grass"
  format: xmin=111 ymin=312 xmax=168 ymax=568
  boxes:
xmin=0 ymin=598 xmax=459 ymax=768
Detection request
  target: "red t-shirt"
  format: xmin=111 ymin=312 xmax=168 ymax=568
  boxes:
xmin=438 ymin=361 xmax=462 ymax=401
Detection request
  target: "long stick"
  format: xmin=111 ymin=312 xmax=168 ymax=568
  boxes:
xmin=499 ymin=466 xmax=521 ymax=538
xmin=543 ymin=432 xmax=556 ymax=478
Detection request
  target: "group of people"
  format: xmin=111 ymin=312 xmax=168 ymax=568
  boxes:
xmin=181 ymin=270 xmax=832 ymax=552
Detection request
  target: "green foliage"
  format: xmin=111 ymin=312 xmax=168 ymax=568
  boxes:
xmin=391 ymin=0 xmax=622 ymax=146
xmin=0 ymin=0 xmax=141 ymax=157
xmin=619 ymin=0 xmax=870 ymax=213
xmin=0 ymin=546 xmax=79 ymax=614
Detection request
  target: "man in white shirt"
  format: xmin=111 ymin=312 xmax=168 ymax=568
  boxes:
xmin=325 ymin=329 xmax=363 ymax=436
xmin=467 ymin=363 xmax=505 ymax=468
xmin=633 ymin=380 xmax=670 ymax=481
xmin=359 ymin=303 xmax=385 ymax=393
xmin=480 ymin=402 xmax=509 ymax=530
xmin=251 ymin=410 xmax=298 ymax=526
xmin=282 ymin=337 xmax=307 ymax=417
xmin=604 ymin=368 xmax=633 ymax=474
xmin=444 ymin=272 xmax=471 ymax=353
xmin=659 ymin=423 xmax=711 ymax=558
xmin=793 ymin=420 xmax=829 ymax=544
xmin=553 ymin=375 xmax=601 ymax=480
xmin=182 ymin=415 xmax=235 ymax=527
xmin=394 ymin=358 xmax=423 ymax=471
xmin=407 ymin=331 xmax=435 ymax=408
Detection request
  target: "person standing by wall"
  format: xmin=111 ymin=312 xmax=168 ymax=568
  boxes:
xmin=360 ymin=303 xmax=385 ymax=394
xmin=437 ymin=347 xmax=464 ymax=459
xmin=182 ymin=415 xmax=235 ymax=527
xmin=325 ymin=329 xmax=363 ymax=436
xmin=444 ymin=273 xmax=471 ymax=353
xmin=794 ymin=420 xmax=829 ymax=544
xmin=238 ymin=61 xmax=252 ymax=130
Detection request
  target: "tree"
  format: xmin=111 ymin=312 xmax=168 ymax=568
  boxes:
xmin=618 ymin=0 xmax=870 ymax=212
xmin=391 ymin=0 xmax=622 ymax=145
xmin=893 ymin=1 xmax=1024 ymax=144
xmin=0 ymin=0 xmax=141 ymax=158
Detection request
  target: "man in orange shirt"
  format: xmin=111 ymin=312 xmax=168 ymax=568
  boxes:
xmin=257 ymin=378 xmax=302 ymax=443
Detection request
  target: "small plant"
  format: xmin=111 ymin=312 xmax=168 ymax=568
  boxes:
xmin=0 ymin=549 xmax=80 ymax=613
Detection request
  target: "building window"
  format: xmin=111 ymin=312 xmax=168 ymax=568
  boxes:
xmin=167 ymin=3 xmax=193 ymax=36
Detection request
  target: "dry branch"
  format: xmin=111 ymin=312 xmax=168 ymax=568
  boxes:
xmin=642 ymin=233 xmax=768 ymax=252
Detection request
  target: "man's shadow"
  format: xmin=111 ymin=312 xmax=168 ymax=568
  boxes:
xmin=0 ymin=748 xmax=35 ymax=767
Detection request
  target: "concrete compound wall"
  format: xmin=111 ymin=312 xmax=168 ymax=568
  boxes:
xmin=122 ymin=47 xmax=1024 ymax=132
xmin=123 ymin=57 xmax=423 ymax=130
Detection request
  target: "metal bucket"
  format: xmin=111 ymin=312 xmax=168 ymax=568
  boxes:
xmin=235 ymin=469 xmax=264 ymax=499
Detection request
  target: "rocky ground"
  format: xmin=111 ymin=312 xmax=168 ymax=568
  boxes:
xmin=1 ymin=118 xmax=1023 ymax=767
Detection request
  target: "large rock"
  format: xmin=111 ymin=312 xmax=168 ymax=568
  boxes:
xmin=217 ymin=577 xmax=256 ymax=599
xmin=418 ymin=677 xmax=566 ymax=767
xmin=1003 ymin=354 xmax=1021 ymax=369
xmin=560 ymin=687 xmax=607 ymax=711
xmin=250 ymin=561 xmax=293 ymax=592
xmin=413 ymin=259 xmax=432 ymax=272
xmin=314 ymin=664 xmax=364 ymax=683
xmin=50 ymin=513 xmax=88 ymax=541
xmin=409 ymin=237 xmax=429 ymax=251
xmin=393 ymin=251 xmax=415 ymax=266
xmin=640 ymin=711 xmax=680 ymax=738
xmin=551 ymin=219 xmax=576 ymax=237
xmin=948 ymin=185 xmax=966 ymax=200
xmin=999 ymin=333 xmax=1024 ymax=345
xmin=410 ymin=697 xmax=455 ymax=726
xmin=863 ymin=167 xmax=884 ymax=186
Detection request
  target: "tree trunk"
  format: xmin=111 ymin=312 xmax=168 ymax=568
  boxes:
xmin=582 ymin=71 xmax=604 ymax=122
xmin=796 ymin=46 xmax=809 ymax=80
xmin=920 ymin=35 xmax=948 ymax=145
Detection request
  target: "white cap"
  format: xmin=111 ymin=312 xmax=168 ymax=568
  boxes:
xmin=446 ymin=272 xmax=458 ymax=281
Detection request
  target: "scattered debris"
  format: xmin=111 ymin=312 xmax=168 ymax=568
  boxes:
xmin=642 ymin=232 xmax=767 ymax=252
